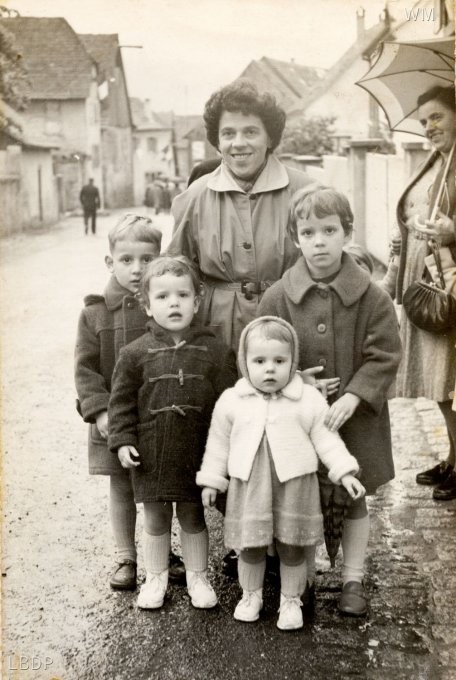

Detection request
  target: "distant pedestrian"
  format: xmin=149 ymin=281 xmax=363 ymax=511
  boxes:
xmin=198 ymin=317 xmax=364 ymax=630
xmin=259 ymin=184 xmax=402 ymax=616
xmin=108 ymin=256 xmax=237 ymax=611
xmin=79 ymin=178 xmax=100 ymax=235
xmin=75 ymin=214 xmax=186 ymax=591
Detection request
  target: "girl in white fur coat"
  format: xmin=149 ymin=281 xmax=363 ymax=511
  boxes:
xmin=197 ymin=316 xmax=365 ymax=631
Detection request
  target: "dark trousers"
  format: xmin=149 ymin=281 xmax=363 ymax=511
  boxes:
xmin=83 ymin=208 xmax=97 ymax=234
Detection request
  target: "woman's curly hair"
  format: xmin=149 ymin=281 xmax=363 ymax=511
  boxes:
xmin=204 ymin=79 xmax=286 ymax=151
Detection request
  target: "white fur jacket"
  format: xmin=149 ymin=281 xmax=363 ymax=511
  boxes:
xmin=196 ymin=375 xmax=359 ymax=492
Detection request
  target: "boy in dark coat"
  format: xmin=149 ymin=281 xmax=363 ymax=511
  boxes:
xmin=259 ymin=185 xmax=401 ymax=616
xmin=75 ymin=213 xmax=187 ymax=591
xmin=108 ymin=256 xmax=237 ymax=610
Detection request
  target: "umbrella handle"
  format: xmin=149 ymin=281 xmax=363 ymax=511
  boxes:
xmin=429 ymin=142 xmax=455 ymax=224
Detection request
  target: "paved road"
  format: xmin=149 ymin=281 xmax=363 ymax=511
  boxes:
xmin=1 ymin=211 xmax=455 ymax=680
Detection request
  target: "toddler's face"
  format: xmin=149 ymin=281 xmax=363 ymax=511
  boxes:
xmin=246 ymin=335 xmax=292 ymax=394
xmin=296 ymin=212 xmax=350 ymax=279
xmin=106 ymin=241 xmax=158 ymax=293
xmin=145 ymin=273 xmax=199 ymax=341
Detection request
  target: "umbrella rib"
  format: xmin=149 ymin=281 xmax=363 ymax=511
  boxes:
xmin=359 ymin=68 xmax=453 ymax=82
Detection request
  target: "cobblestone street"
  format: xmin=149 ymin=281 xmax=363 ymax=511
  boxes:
xmin=1 ymin=211 xmax=456 ymax=680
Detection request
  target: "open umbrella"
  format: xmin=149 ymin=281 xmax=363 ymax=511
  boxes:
xmin=356 ymin=37 xmax=454 ymax=136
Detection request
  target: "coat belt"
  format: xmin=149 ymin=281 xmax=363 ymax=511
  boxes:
xmin=204 ymin=277 xmax=271 ymax=300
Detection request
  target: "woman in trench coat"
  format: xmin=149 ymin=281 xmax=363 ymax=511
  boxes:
xmin=167 ymin=79 xmax=311 ymax=352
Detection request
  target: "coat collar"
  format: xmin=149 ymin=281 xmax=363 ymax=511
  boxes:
xmin=283 ymin=252 xmax=371 ymax=306
xmin=206 ymin=154 xmax=289 ymax=194
xmin=234 ymin=373 xmax=303 ymax=400
xmin=104 ymin=275 xmax=137 ymax=311
xmin=145 ymin=318 xmax=217 ymax=345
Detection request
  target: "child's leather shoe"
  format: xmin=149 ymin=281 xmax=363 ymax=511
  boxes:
xmin=186 ymin=570 xmax=218 ymax=608
xmin=338 ymin=581 xmax=367 ymax=617
xmin=137 ymin=570 xmax=168 ymax=609
xmin=234 ymin=589 xmax=263 ymax=622
xmin=277 ymin=594 xmax=303 ymax=630
xmin=109 ymin=560 xmax=137 ymax=591
xmin=168 ymin=551 xmax=186 ymax=583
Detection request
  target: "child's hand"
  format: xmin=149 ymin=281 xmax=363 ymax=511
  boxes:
xmin=325 ymin=393 xmax=361 ymax=431
xmin=96 ymin=411 xmax=109 ymax=439
xmin=340 ymin=474 xmax=365 ymax=500
xmin=118 ymin=445 xmax=140 ymax=468
xmin=202 ymin=487 xmax=218 ymax=509
xmin=299 ymin=366 xmax=340 ymax=397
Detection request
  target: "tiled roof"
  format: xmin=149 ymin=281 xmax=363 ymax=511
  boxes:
xmin=130 ymin=98 xmax=172 ymax=129
xmin=79 ymin=33 xmax=118 ymax=82
xmin=0 ymin=17 xmax=94 ymax=100
xmin=239 ymin=57 xmax=326 ymax=111
xmin=289 ymin=18 xmax=392 ymax=115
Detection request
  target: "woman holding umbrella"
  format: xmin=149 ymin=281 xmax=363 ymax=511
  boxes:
xmin=395 ymin=85 xmax=456 ymax=500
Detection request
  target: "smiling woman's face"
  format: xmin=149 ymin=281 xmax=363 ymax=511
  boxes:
xmin=418 ymin=99 xmax=455 ymax=155
xmin=218 ymin=110 xmax=271 ymax=180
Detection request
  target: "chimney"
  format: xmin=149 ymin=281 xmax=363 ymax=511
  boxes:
xmin=356 ymin=7 xmax=365 ymax=41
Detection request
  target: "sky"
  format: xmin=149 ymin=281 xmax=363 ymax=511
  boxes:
xmin=6 ymin=0 xmax=409 ymax=114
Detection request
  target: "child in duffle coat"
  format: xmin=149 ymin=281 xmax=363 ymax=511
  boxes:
xmin=258 ymin=185 xmax=402 ymax=616
xmin=197 ymin=316 xmax=365 ymax=631
xmin=75 ymin=213 xmax=173 ymax=592
xmin=108 ymin=256 xmax=237 ymax=611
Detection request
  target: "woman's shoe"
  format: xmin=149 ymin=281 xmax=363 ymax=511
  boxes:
xmin=416 ymin=462 xmax=453 ymax=486
xmin=338 ymin=581 xmax=367 ymax=617
xmin=109 ymin=560 xmax=137 ymax=591
xmin=433 ymin=470 xmax=456 ymax=500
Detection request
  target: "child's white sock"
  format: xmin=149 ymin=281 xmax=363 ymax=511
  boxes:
xmin=181 ymin=528 xmax=208 ymax=572
xmin=109 ymin=477 xmax=137 ymax=562
xmin=144 ymin=530 xmax=170 ymax=574
xmin=238 ymin=557 xmax=266 ymax=592
xmin=341 ymin=515 xmax=370 ymax=584
xmin=280 ymin=562 xmax=307 ymax=598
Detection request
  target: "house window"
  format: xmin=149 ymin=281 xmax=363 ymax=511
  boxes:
xmin=147 ymin=137 xmax=157 ymax=153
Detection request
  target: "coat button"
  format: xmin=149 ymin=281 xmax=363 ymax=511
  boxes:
xmin=317 ymin=323 xmax=326 ymax=333
xmin=249 ymin=194 xmax=257 ymax=200
xmin=243 ymin=242 xmax=252 ymax=250
xmin=126 ymin=302 xmax=133 ymax=308
xmin=318 ymin=358 xmax=327 ymax=367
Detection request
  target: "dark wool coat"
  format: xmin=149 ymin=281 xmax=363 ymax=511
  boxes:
xmin=74 ymin=275 xmax=149 ymax=475
xmin=258 ymin=253 xmax=402 ymax=494
xmin=108 ymin=321 xmax=237 ymax=503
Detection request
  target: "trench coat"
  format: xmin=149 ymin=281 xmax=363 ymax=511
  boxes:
xmin=394 ymin=150 xmax=456 ymax=401
xmin=74 ymin=276 xmax=149 ymax=475
xmin=168 ymin=154 xmax=311 ymax=351
xmin=258 ymin=253 xmax=402 ymax=493
xmin=108 ymin=320 xmax=237 ymax=503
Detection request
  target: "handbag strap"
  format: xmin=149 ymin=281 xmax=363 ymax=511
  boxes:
xmin=429 ymin=239 xmax=446 ymax=290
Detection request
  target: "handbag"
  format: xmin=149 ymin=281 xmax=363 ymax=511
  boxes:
xmin=403 ymin=240 xmax=456 ymax=334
